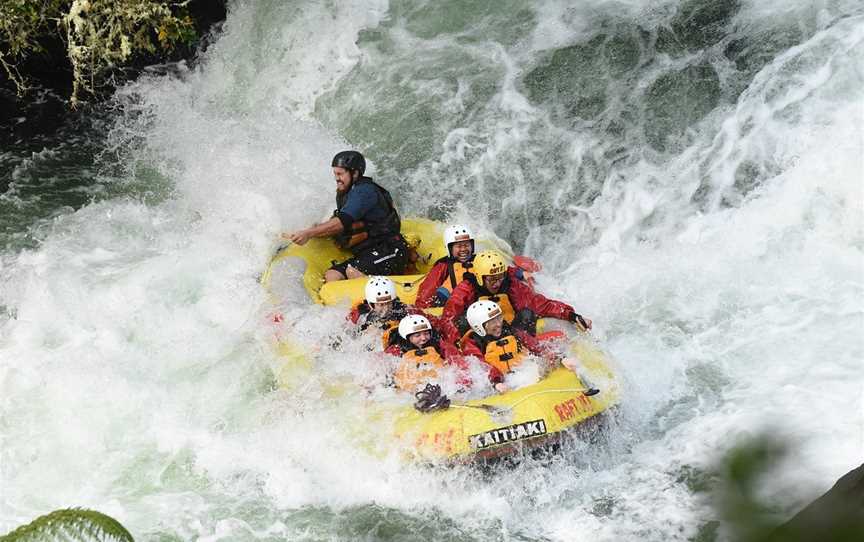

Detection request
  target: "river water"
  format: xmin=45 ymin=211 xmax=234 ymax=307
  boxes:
xmin=1 ymin=1 xmax=862 ymax=540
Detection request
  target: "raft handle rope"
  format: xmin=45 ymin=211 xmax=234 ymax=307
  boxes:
xmin=399 ymin=275 xmax=427 ymax=292
xmin=449 ymin=386 xmax=600 ymax=419
xmin=414 ymin=383 xmax=451 ymax=412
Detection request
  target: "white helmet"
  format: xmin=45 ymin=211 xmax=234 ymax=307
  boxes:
xmin=466 ymin=300 xmax=503 ymax=337
xmin=364 ymin=276 xmax=397 ymax=304
xmin=398 ymin=314 xmax=432 ymax=340
xmin=443 ymin=224 xmax=474 ymax=253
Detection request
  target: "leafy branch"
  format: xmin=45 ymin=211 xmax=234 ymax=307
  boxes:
xmin=0 ymin=508 xmax=134 ymax=542
xmin=0 ymin=0 xmax=197 ymax=106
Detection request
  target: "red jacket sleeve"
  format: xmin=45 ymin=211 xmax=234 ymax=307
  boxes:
xmin=515 ymin=329 xmax=558 ymax=359
xmin=440 ymin=280 xmax=478 ymax=348
xmin=507 ymin=267 xmax=576 ymax=321
xmin=460 ymin=336 xmax=504 ymax=384
xmin=415 ymin=261 xmax=449 ymax=308
xmin=384 ymin=343 xmax=402 ymax=357
xmin=439 ymin=339 xmax=461 ymax=360
xmin=347 ymin=302 xmax=363 ymax=324
xmin=460 ymin=335 xmax=483 ymax=359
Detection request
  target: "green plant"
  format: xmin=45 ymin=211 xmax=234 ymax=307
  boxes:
xmin=0 ymin=0 xmax=197 ymax=106
xmin=0 ymin=508 xmax=134 ymax=542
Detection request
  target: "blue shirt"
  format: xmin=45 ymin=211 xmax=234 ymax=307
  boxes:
xmin=339 ymin=181 xmax=387 ymax=223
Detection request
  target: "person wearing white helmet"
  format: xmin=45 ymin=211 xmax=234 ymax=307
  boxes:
xmin=348 ymin=276 xmax=410 ymax=349
xmin=384 ymin=314 xmax=448 ymax=392
xmin=415 ymin=224 xmax=476 ymax=308
xmin=462 ymin=300 xmax=575 ymax=394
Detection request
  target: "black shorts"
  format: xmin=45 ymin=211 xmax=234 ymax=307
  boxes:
xmin=330 ymin=238 xmax=409 ymax=277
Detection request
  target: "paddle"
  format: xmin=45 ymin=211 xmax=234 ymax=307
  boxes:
xmin=513 ymin=255 xmax=542 ymax=273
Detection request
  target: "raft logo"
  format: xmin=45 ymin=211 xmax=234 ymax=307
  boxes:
xmin=554 ymin=395 xmax=593 ymax=422
xmin=468 ymin=419 xmax=547 ymax=450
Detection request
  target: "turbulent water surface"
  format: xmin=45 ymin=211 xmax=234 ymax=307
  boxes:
xmin=2 ymin=0 xmax=863 ymax=540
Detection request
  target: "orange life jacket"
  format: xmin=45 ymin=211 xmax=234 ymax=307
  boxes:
xmin=394 ymin=347 xmax=446 ymax=391
xmin=478 ymin=292 xmax=516 ymax=323
xmin=441 ymin=259 xmax=473 ymax=293
xmin=480 ymin=335 xmax=525 ymax=374
xmin=338 ymin=220 xmax=370 ymax=249
xmin=464 ymin=328 xmax=526 ymax=375
xmin=380 ymin=321 xmax=400 ymax=350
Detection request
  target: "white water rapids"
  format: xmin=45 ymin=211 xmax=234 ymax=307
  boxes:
xmin=1 ymin=0 xmax=862 ymax=540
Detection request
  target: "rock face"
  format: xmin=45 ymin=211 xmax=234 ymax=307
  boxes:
xmin=768 ymin=463 xmax=864 ymax=542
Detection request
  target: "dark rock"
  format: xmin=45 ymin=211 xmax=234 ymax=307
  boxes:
xmin=723 ymin=26 xmax=807 ymax=76
xmin=643 ymin=63 xmax=721 ymax=151
xmin=765 ymin=463 xmax=864 ymax=542
xmin=523 ymin=27 xmax=645 ymax=122
xmin=657 ymin=0 xmax=740 ymax=54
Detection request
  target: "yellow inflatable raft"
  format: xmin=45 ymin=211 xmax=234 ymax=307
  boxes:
xmin=263 ymin=218 xmax=449 ymax=306
xmin=263 ymin=218 xmax=619 ymax=462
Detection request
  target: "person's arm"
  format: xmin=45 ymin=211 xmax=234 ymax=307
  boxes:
xmin=516 ymin=328 xmax=559 ymax=360
xmin=347 ymin=301 xmax=365 ymax=324
xmin=440 ymin=281 xmax=476 ymax=347
xmin=439 ymin=338 xmax=461 ymax=360
xmin=384 ymin=343 xmax=402 ymax=357
xmin=283 ymin=183 xmax=379 ymax=245
xmin=415 ymin=261 xmax=449 ymax=308
xmin=282 ymin=216 xmax=343 ymax=245
xmin=457 ymin=337 xmax=502 ymax=386
xmin=508 ymin=269 xmax=592 ymax=329
xmin=336 ymin=183 xmax=377 ymax=226
xmin=459 ymin=336 xmax=483 ymax=359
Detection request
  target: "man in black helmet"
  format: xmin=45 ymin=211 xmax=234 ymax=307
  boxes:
xmin=284 ymin=151 xmax=409 ymax=282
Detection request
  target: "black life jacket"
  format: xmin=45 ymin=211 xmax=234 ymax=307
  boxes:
xmin=358 ymin=299 xmax=409 ymax=349
xmin=335 ymin=177 xmax=401 ymax=253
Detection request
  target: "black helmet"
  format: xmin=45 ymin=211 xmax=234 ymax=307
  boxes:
xmin=331 ymin=151 xmax=366 ymax=175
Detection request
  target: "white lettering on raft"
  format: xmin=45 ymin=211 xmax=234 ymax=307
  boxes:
xmin=468 ymin=419 xmax=547 ymax=450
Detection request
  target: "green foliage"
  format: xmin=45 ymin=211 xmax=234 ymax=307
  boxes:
xmin=713 ymin=434 xmax=788 ymax=541
xmin=0 ymin=0 xmax=62 ymax=92
xmin=63 ymin=0 xmax=196 ymax=106
xmin=0 ymin=508 xmax=134 ymax=542
xmin=0 ymin=0 xmax=197 ymax=105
